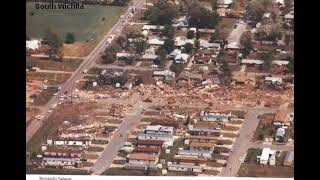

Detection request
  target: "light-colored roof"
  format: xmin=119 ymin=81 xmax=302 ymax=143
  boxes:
xmin=285 ymin=14 xmax=294 ymax=19
xmin=127 ymin=153 xmax=158 ymax=161
xmin=284 ymin=151 xmax=294 ymax=162
xmin=145 ymin=125 xmax=174 ymax=132
xmin=198 ymin=29 xmax=216 ymax=34
xmin=206 ymin=109 xmax=230 ymax=114
xmin=142 ymin=54 xmax=159 ymax=60
xmin=217 ymin=0 xmax=234 ymax=5
xmin=116 ymin=52 xmax=135 ymax=58
xmin=274 ymin=112 xmax=288 ymax=122
xmin=276 ymin=128 xmax=285 ymax=137
xmin=153 ymin=70 xmax=175 ymax=77
xmin=175 ymin=37 xmax=194 ymax=46
xmin=263 ymin=13 xmax=271 ymax=18
xmin=142 ymin=25 xmax=165 ymax=30
xmin=226 ymin=42 xmax=241 ymax=49
xmin=169 ymin=49 xmax=182 ymax=57
xmin=26 ymin=40 xmax=41 ymax=50
xmin=175 ymin=53 xmax=189 ymax=61
xmin=273 ymin=60 xmax=289 ymax=66
xmin=265 ymin=77 xmax=282 ymax=83
xmin=189 ymin=141 xmax=215 ymax=148
xmin=260 ymin=148 xmax=271 ymax=161
xmin=148 ymin=38 xmax=165 ymax=45
xmin=199 ymin=39 xmax=221 ymax=49
xmin=241 ymin=59 xmax=264 ymax=65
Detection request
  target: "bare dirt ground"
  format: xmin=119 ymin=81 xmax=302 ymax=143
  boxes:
xmin=238 ymin=164 xmax=294 ymax=178
xmin=62 ymin=42 xmax=96 ymax=57
xmin=26 ymin=80 xmax=42 ymax=98
xmin=26 ymin=107 xmax=40 ymax=127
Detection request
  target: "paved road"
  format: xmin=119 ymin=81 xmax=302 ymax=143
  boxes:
xmin=91 ymin=101 xmax=150 ymax=174
xmin=26 ymin=0 xmax=147 ymax=143
xmin=220 ymin=107 xmax=293 ymax=177
xmin=227 ymin=20 xmax=247 ymax=43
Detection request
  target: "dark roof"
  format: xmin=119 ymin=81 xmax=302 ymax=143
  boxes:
xmin=137 ymin=140 xmax=164 ymax=146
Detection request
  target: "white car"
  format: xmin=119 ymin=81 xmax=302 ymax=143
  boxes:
xmin=58 ymin=86 xmax=62 ymax=90
xmin=75 ymin=80 xmax=80 ymax=84
xmin=43 ymin=79 xmax=48 ymax=83
xmin=47 ymin=109 xmax=52 ymax=113
xmin=239 ymin=157 xmax=243 ymax=161
xmin=59 ymin=98 xmax=64 ymax=101
xmin=53 ymin=92 xmax=58 ymax=96
xmin=43 ymin=85 xmax=48 ymax=90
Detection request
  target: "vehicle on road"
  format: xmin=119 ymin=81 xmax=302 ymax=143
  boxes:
xmin=43 ymin=79 xmax=48 ymax=83
xmin=35 ymin=115 xmax=44 ymax=121
xmin=47 ymin=109 xmax=52 ymax=113
xmin=239 ymin=157 xmax=243 ymax=161
xmin=58 ymin=86 xmax=62 ymax=90
xmin=59 ymin=98 xmax=65 ymax=101
xmin=51 ymin=103 xmax=57 ymax=109
xmin=53 ymin=92 xmax=58 ymax=96
xmin=75 ymin=80 xmax=80 ymax=84
xmin=83 ymin=69 xmax=88 ymax=74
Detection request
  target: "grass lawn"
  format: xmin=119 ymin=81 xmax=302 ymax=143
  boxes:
xmin=33 ymin=87 xmax=58 ymax=106
xmin=27 ymin=2 xmax=127 ymax=56
xmin=26 ymin=165 xmax=90 ymax=175
xmin=26 ymin=57 xmax=83 ymax=72
xmin=27 ymin=72 xmax=71 ymax=85
xmin=244 ymin=148 xmax=262 ymax=164
xmin=219 ymin=18 xmax=237 ymax=37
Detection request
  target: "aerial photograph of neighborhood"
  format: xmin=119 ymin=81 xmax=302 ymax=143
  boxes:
xmin=26 ymin=0 xmax=294 ymax=177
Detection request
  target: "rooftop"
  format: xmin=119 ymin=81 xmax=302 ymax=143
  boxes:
xmin=137 ymin=140 xmax=164 ymax=146
xmin=145 ymin=125 xmax=174 ymax=132
xmin=127 ymin=153 xmax=159 ymax=161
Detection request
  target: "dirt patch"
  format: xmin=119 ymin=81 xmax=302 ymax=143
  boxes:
xmin=87 ymin=146 xmax=104 ymax=152
xmin=144 ymin=111 xmax=160 ymax=116
xmin=84 ymin=153 xmax=99 ymax=159
xmin=222 ymin=133 xmax=237 ymax=138
xmin=62 ymin=42 xmax=95 ymax=57
xmin=27 ymin=72 xmax=71 ymax=85
xmin=224 ymin=126 xmax=240 ymax=131
xmin=91 ymin=139 xmax=109 ymax=145
xmin=26 ymin=107 xmax=40 ymax=126
xmin=112 ymin=160 xmax=126 ymax=164
xmin=237 ymin=164 xmax=294 ymax=178
xmin=26 ymin=57 xmax=83 ymax=72
xmin=33 ymin=87 xmax=58 ymax=106
xmin=107 ymin=119 xmax=122 ymax=124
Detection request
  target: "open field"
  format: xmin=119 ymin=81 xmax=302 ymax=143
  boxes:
xmin=26 ymin=57 xmax=83 ymax=72
xmin=26 ymin=165 xmax=90 ymax=175
xmin=33 ymin=87 xmax=58 ymax=106
xmin=237 ymin=164 xmax=294 ymax=178
xmin=27 ymin=72 xmax=71 ymax=85
xmin=26 ymin=107 xmax=40 ymax=127
xmin=26 ymin=2 xmax=127 ymax=56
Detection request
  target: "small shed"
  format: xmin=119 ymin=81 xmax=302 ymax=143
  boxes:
xmin=283 ymin=151 xmax=294 ymax=166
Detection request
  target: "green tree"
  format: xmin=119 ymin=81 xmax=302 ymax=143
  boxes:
xmin=211 ymin=0 xmax=218 ymax=11
xmin=240 ymin=31 xmax=253 ymax=57
xmin=246 ymin=0 xmax=273 ymax=24
xmin=101 ymin=43 xmax=121 ymax=64
xmin=194 ymin=40 xmax=200 ymax=50
xmin=288 ymin=54 xmax=294 ymax=73
xmin=144 ymin=1 xmax=178 ymax=25
xmin=64 ymin=32 xmax=75 ymax=44
xmin=44 ymin=29 xmax=63 ymax=57
xmin=184 ymin=43 xmax=194 ymax=54
xmin=116 ymin=35 xmax=128 ymax=49
xmin=221 ymin=61 xmax=232 ymax=85
xmin=157 ymin=47 xmax=167 ymax=67
xmin=188 ymin=4 xmax=221 ymax=29
xmin=162 ymin=25 xmax=175 ymax=39
xmin=261 ymin=51 xmax=273 ymax=71
xmin=187 ymin=30 xmax=195 ymax=39
xmin=134 ymin=39 xmax=148 ymax=54
xmin=164 ymin=39 xmax=175 ymax=54
xmin=196 ymin=30 xmax=200 ymax=40
xmin=170 ymin=63 xmax=184 ymax=74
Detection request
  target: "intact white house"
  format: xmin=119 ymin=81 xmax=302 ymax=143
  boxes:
xmin=200 ymin=109 xmax=232 ymax=122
